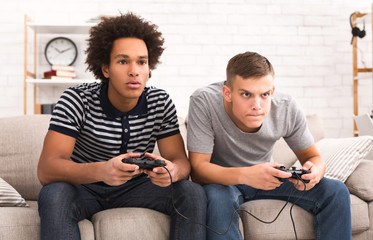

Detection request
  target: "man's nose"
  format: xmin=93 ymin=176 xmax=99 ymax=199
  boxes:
xmin=251 ymin=97 xmax=262 ymax=110
xmin=128 ymin=63 xmax=139 ymax=77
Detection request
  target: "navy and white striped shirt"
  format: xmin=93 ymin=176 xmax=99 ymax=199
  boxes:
xmin=49 ymin=82 xmax=180 ymax=164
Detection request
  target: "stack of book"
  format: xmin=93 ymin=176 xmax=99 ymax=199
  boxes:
xmin=43 ymin=65 xmax=76 ymax=80
xmin=41 ymin=103 xmax=56 ymax=114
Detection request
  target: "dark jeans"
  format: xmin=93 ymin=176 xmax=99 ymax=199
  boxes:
xmin=38 ymin=175 xmax=206 ymax=240
xmin=204 ymin=178 xmax=352 ymax=240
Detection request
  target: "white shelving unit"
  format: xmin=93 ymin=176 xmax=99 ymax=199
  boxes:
xmin=24 ymin=15 xmax=97 ymax=114
xmin=27 ymin=23 xmax=95 ymax=34
xmin=351 ymin=6 xmax=373 ymax=135
xmin=26 ymin=79 xmax=97 ymax=85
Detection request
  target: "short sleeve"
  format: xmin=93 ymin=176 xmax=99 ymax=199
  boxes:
xmin=48 ymin=87 xmax=86 ymax=138
xmin=283 ymin=98 xmax=314 ymax=151
xmin=187 ymin=92 xmax=215 ymax=154
xmin=157 ymin=93 xmax=180 ymax=140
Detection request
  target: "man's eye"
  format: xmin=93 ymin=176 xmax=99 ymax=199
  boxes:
xmin=119 ymin=60 xmax=127 ymax=64
xmin=139 ymin=60 xmax=147 ymax=65
xmin=262 ymin=92 xmax=270 ymax=97
xmin=242 ymin=93 xmax=250 ymax=97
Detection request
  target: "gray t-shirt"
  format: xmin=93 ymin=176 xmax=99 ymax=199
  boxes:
xmin=187 ymin=81 xmax=314 ymax=167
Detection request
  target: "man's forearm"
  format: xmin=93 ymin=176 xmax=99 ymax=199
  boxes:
xmin=191 ymin=162 xmax=245 ymax=186
xmin=38 ymin=158 xmax=105 ymax=186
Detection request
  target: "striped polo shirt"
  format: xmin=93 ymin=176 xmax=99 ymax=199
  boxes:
xmin=49 ymin=82 xmax=180 ymax=164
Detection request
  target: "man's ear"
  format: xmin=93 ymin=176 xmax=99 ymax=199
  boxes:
xmin=222 ymin=85 xmax=232 ymax=102
xmin=271 ymin=86 xmax=276 ymax=96
xmin=102 ymin=65 xmax=109 ymax=78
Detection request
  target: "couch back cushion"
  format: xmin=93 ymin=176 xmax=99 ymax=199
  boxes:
xmin=272 ymin=114 xmax=324 ymax=167
xmin=0 ymin=115 xmax=51 ymax=200
xmin=306 ymin=114 xmax=325 ymax=143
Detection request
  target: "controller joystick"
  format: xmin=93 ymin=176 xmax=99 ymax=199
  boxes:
xmin=276 ymin=166 xmax=310 ymax=183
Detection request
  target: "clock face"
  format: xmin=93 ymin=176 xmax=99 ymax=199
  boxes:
xmin=45 ymin=37 xmax=78 ymax=66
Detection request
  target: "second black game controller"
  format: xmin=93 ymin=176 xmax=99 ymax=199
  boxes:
xmin=122 ymin=157 xmax=165 ymax=170
xmin=276 ymin=166 xmax=310 ymax=183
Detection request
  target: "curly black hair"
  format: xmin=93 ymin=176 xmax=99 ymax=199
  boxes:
xmin=85 ymin=13 xmax=165 ymax=83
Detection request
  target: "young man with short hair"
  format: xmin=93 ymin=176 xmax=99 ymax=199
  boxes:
xmin=37 ymin=13 xmax=206 ymax=240
xmin=187 ymin=51 xmax=351 ymax=240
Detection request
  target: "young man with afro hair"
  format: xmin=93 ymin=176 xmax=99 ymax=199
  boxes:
xmin=37 ymin=13 xmax=206 ymax=240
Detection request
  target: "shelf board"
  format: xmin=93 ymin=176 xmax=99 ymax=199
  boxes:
xmin=27 ymin=22 xmax=96 ymax=34
xmin=26 ymin=78 xmax=99 ymax=85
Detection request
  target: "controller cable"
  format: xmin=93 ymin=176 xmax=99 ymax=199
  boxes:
xmin=162 ymin=166 xmax=307 ymax=240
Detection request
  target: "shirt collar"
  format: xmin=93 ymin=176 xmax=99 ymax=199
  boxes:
xmin=99 ymin=83 xmax=148 ymax=119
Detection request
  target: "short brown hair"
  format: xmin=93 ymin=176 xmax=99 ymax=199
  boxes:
xmin=226 ymin=51 xmax=274 ymax=87
xmin=85 ymin=13 xmax=165 ymax=83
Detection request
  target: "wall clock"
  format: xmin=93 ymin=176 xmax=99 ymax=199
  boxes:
xmin=44 ymin=37 xmax=78 ymax=66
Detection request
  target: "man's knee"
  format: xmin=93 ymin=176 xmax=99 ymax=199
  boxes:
xmin=38 ymin=182 xmax=78 ymax=209
xmin=316 ymin=178 xmax=351 ymax=210
xmin=171 ymin=180 xmax=207 ymax=218
xmin=319 ymin=178 xmax=349 ymax=197
xmin=203 ymin=184 xmax=240 ymax=208
xmin=173 ymin=180 xmax=206 ymax=203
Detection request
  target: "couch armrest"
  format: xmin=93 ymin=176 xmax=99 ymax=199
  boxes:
xmin=345 ymin=160 xmax=373 ymax=202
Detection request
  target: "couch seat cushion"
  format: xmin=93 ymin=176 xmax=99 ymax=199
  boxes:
xmin=240 ymin=199 xmax=314 ymax=240
xmin=0 ymin=201 xmax=40 ymax=240
xmin=239 ymin=194 xmax=369 ymax=240
xmin=92 ymin=207 xmax=170 ymax=240
xmin=0 ymin=200 xmax=94 ymax=240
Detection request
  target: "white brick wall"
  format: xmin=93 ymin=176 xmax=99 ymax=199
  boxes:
xmin=0 ymin=0 xmax=372 ymax=138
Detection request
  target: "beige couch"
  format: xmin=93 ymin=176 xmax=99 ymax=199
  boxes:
xmin=0 ymin=114 xmax=372 ymax=240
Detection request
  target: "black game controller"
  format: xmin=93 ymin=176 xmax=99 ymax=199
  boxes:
xmin=276 ymin=166 xmax=310 ymax=183
xmin=122 ymin=157 xmax=165 ymax=170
